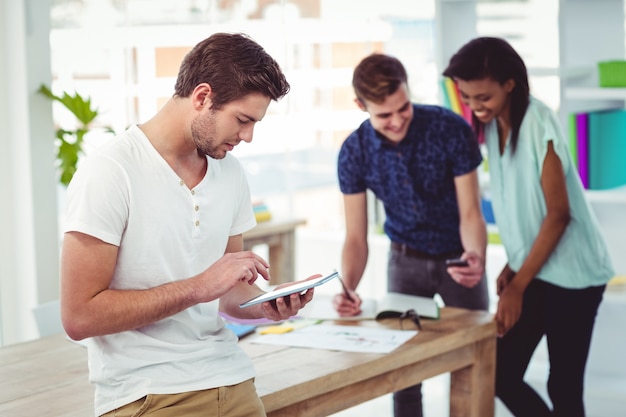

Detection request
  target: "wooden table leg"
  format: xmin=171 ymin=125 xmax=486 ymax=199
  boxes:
xmin=243 ymin=233 xmax=293 ymax=285
xmin=268 ymin=231 xmax=296 ymax=285
xmin=449 ymin=336 xmax=496 ymax=417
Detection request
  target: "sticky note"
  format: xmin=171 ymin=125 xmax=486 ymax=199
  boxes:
xmin=259 ymin=324 xmax=294 ymax=335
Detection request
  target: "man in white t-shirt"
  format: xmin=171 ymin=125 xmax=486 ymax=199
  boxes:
xmin=60 ymin=33 xmax=313 ymax=417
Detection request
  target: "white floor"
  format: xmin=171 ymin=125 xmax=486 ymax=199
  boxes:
xmin=290 ymin=229 xmax=626 ymax=417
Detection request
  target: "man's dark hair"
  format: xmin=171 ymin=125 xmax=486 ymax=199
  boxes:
xmin=174 ymin=32 xmax=290 ymax=109
xmin=352 ymin=53 xmax=408 ymax=104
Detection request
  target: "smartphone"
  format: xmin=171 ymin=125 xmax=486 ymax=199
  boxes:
xmin=445 ymin=258 xmax=469 ymax=267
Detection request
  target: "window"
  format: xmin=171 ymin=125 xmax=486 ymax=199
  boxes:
xmin=49 ymin=0 xmax=438 ymax=233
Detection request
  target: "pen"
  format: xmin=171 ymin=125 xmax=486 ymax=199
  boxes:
xmin=338 ymin=275 xmax=355 ymax=303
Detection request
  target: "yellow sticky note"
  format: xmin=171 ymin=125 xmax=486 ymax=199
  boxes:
xmin=259 ymin=325 xmax=294 ymax=335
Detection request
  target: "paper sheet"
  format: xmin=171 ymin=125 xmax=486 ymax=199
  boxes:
xmin=252 ymin=323 xmax=417 ymax=354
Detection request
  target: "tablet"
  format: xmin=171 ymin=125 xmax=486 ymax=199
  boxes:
xmin=239 ymin=271 xmax=339 ymax=308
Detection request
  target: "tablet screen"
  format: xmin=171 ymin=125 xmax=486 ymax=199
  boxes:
xmin=239 ymin=271 xmax=339 ymax=308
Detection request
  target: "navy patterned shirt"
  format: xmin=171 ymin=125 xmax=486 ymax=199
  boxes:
xmin=338 ymin=104 xmax=482 ymax=255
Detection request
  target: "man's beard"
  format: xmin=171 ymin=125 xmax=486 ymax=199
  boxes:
xmin=190 ymin=110 xmax=225 ymax=159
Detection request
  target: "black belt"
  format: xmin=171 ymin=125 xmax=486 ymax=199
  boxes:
xmin=390 ymin=242 xmax=462 ymax=261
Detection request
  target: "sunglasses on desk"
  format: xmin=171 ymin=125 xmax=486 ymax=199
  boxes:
xmin=399 ymin=309 xmax=422 ymax=331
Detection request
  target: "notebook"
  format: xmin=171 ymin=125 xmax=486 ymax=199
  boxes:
xmin=299 ymin=292 xmax=440 ymax=321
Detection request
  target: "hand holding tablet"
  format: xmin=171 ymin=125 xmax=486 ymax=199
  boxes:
xmin=239 ymin=271 xmax=339 ymax=308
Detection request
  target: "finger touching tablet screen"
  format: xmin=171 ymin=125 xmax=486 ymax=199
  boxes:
xmin=239 ymin=271 xmax=339 ymax=308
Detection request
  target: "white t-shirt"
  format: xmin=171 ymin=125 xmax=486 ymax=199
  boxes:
xmin=64 ymin=125 xmax=257 ymax=416
xmin=485 ymin=97 xmax=614 ymax=289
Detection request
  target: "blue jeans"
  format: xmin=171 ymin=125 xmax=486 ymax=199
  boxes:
xmin=496 ymin=279 xmax=605 ymax=417
xmin=387 ymin=246 xmax=490 ymax=417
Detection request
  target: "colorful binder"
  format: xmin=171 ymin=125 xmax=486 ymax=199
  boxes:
xmin=587 ymin=109 xmax=626 ymax=190
xmin=443 ymin=77 xmax=462 ymax=115
xmin=568 ymin=113 xmax=578 ymax=167
xmin=576 ymin=113 xmax=589 ymax=189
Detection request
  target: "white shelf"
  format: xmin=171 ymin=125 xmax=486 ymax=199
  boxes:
xmin=528 ymin=66 xmax=592 ymax=79
xmin=565 ymin=87 xmax=626 ymax=100
xmin=558 ymin=0 xmax=625 ymax=127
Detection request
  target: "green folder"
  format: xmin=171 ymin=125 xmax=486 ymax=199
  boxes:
xmin=568 ymin=113 xmax=578 ymax=167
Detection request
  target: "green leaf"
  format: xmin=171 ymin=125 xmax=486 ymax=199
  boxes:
xmin=56 ymin=132 xmax=82 ymax=187
xmin=38 ymin=84 xmax=99 ymax=126
xmin=39 ymin=84 xmax=114 ymax=186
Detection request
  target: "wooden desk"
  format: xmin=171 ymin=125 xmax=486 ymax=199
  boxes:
xmin=243 ymin=218 xmax=306 ymax=284
xmin=0 ymin=308 xmax=496 ymax=417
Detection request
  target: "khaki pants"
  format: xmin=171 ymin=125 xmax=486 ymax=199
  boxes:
xmin=101 ymin=379 xmax=266 ymax=417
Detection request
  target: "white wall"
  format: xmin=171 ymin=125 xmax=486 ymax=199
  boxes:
xmin=586 ymin=187 xmax=626 ymax=276
xmin=0 ymin=0 xmax=59 ymax=346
